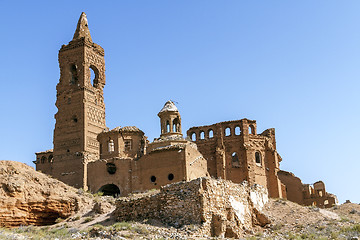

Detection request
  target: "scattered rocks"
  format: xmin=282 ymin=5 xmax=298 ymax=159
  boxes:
xmin=113 ymin=177 xmax=269 ymax=238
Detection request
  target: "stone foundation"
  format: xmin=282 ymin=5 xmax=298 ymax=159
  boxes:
xmin=113 ymin=177 xmax=269 ymax=238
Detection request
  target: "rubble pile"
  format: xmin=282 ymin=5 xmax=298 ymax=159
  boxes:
xmin=113 ymin=177 xmax=269 ymax=238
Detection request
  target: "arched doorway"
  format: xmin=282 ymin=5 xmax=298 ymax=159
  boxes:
xmin=98 ymin=184 xmax=120 ymax=197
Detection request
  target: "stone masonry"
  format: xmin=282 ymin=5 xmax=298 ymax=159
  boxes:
xmin=113 ymin=177 xmax=270 ymax=238
xmin=35 ymin=12 xmax=337 ymax=209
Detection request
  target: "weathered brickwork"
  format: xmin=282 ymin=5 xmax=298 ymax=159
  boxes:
xmin=278 ymin=170 xmax=338 ymax=208
xmin=35 ymin=12 xmax=337 ymax=209
xmin=113 ymin=177 xmax=269 ymax=238
xmin=187 ymin=120 xmax=285 ymax=199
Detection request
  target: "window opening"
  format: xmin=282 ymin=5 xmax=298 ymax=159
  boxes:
xmin=255 ymin=152 xmax=262 ymax=165
xmin=106 ymin=163 xmax=116 ymax=174
xmin=235 ymin=126 xmax=241 ymax=135
xmin=191 ymin=132 xmax=196 ymax=141
xmin=108 ymin=139 xmax=114 ymax=153
xmin=166 ymin=121 xmax=170 ymax=133
xmin=70 ymin=64 xmax=78 ymax=85
xmin=168 ymin=173 xmax=174 ymax=181
xmin=41 ymin=156 xmax=46 ymax=164
xmin=249 ymin=125 xmax=255 ymax=135
xmin=231 ymin=152 xmax=240 ymax=168
xmin=124 ymin=140 xmax=132 ymax=152
xmin=173 ymin=118 xmax=180 ymax=132
xmin=150 ymin=176 xmax=156 ymax=182
xmin=225 ymin=127 xmax=231 ymax=136
xmin=200 ymin=131 xmax=205 ymax=139
xmin=208 ymin=129 xmax=214 ymax=138
xmin=89 ymin=65 xmax=99 ymax=87
xmin=48 ymin=155 xmax=53 ymax=163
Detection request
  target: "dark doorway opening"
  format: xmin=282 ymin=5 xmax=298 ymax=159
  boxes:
xmin=98 ymin=184 xmax=120 ymax=197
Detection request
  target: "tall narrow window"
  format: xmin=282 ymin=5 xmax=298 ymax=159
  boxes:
xmin=232 ymin=152 xmax=240 ymax=168
xmin=208 ymin=129 xmax=214 ymax=138
xmin=108 ymin=139 xmax=114 ymax=153
xmin=89 ymin=65 xmax=99 ymax=88
xmin=225 ymin=127 xmax=231 ymax=136
xmin=48 ymin=155 xmax=53 ymax=163
xmin=70 ymin=64 xmax=78 ymax=85
xmin=166 ymin=121 xmax=170 ymax=133
xmin=200 ymin=131 xmax=205 ymax=139
xmin=255 ymin=152 xmax=262 ymax=165
xmin=124 ymin=140 xmax=132 ymax=152
xmin=173 ymin=117 xmax=180 ymax=132
xmin=191 ymin=132 xmax=196 ymax=141
xmin=249 ymin=125 xmax=255 ymax=135
xmin=235 ymin=126 xmax=241 ymax=135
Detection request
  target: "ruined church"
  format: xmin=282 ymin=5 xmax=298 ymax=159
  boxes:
xmin=35 ymin=13 xmax=337 ymax=208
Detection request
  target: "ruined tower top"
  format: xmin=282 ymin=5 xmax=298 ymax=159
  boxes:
xmin=158 ymin=100 xmax=178 ymax=114
xmin=73 ymin=12 xmax=92 ymax=42
xmin=158 ymin=100 xmax=182 ymax=137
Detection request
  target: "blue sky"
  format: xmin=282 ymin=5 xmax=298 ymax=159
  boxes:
xmin=0 ymin=1 xmax=359 ymax=203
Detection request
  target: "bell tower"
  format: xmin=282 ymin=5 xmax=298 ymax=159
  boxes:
xmin=158 ymin=100 xmax=182 ymax=137
xmin=53 ymin=12 xmax=106 ymax=188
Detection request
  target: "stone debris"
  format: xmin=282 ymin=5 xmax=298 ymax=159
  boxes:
xmin=113 ymin=177 xmax=270 ymax=238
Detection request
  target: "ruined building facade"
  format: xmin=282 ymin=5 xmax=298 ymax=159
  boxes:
xmin=35 ymin=13 xmax=337 ymax=208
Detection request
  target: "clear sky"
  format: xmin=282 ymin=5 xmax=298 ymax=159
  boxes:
xmin=0 ymin=1 xmax=359 ymax=204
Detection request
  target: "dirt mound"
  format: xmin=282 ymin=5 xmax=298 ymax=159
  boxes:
xmin=0 ymin=160 xmax=92 ymax=227
xmin=332 ymin=202 xmax=360 ymax=222
xmin=247 ymin=198 xmax=360 ymax=239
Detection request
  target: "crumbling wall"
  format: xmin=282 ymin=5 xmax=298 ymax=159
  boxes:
xmin=278 ymin=170 xmax=304 ymax=205
xmin=186 ymin=119 xmax=283 ymax=199
xmin=279 ymin=170 xmax=338 ymax=208
xmin=113 ymin=177 xmax=269 ymax=238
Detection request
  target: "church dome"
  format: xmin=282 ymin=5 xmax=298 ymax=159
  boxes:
xmin=159 ymin=100 xmax=178 ymax=113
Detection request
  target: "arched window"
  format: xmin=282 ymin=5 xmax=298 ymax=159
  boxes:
xmin=168 ymin=173 xmax=174 ymax=181
xmin=173 ymin=117 xmax=180 ymax=132
xmin=249 ymin=125 xmax=255 ymax=135
xmin=235 ymin=126 xmax=241 ymax=135
xmin=41 ymin=156 xmax=46 ymax=164
xmin=200 ymin=131 xmax=205 ymax=139
xmin=225 ymin=127 xmax=231 ymax=136
xmin=166 ymin=121 xmax=170 ymax=133
xmin=231 ymin=152 xmax=240 ymax=168
xmin=208 ymin=129 xmax=214 ymax=138
xmin=48 ymin=155 xmax=53 ymax=163
xmin=70 ymin=64 xmax=78 ymax=85
xmin=108 ymin=139 xmax=114 ymax=153
xmin=191 ymin=132 xmax=197 ymax=141
xmin=255 ymin=152 xmax=262 ymax=165
xmin=89 ymin=65 xmax=99 ymax=88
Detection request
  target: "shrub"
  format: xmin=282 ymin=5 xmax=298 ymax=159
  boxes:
xmin=111 ymin=221 xmax=132 ymax=231
xmin=84 ymin=216 xmax=94 ymax=223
